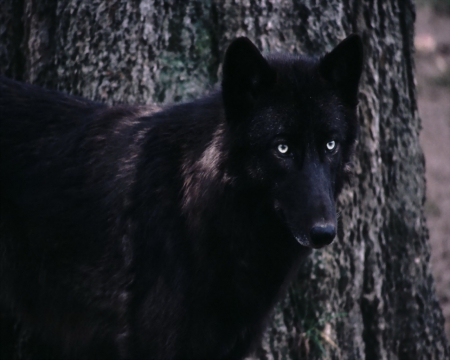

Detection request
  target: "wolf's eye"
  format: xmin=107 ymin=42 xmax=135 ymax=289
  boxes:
xmin=277 ymin=144 xmax=289 ymax=154
xmin=326 ymin=141 xmax=336 ymax=152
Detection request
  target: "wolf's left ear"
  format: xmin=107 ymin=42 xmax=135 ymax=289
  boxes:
xmin=222 ymin=37 xmax=276 ymax=122
xmin=319 ymin=34 xmax=363 ymax=107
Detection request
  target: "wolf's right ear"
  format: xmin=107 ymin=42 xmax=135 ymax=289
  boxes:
xmin=222 ymin=37 xmax=276 ymax=123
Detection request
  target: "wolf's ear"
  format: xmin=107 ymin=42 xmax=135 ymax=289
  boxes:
xmin=222 ymin=37 xmax=276 ymax=122
xmin=319 ymin=34 xmax=363 ymax=107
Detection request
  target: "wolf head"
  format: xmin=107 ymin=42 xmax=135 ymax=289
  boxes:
xmin=222 ymin=35 xmax=363 ymax=249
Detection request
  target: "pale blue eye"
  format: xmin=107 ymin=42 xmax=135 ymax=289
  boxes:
xmin=278 ymin=144 xmax=289 ymax=154
xmin=326 ymin=141 xmax=336 ymax=151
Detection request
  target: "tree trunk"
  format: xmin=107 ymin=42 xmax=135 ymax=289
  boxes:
xmin=0 ymin=0 xmax=448 ymax=359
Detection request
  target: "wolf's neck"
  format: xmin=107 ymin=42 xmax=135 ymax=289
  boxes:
xmin=187 ymin=189 xmax=308 ymax=354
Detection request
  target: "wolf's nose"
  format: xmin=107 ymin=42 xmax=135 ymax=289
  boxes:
xmin=310 ymin=224 xmax=336 ymax=248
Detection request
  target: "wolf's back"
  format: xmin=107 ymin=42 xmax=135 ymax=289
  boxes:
xmin=0 ymin=76 xmax=104 ymax=141
xmin=0 ymin=77 xmax=132 ymax=360
xmin=0 ymin=77 xmax=106 ymax=218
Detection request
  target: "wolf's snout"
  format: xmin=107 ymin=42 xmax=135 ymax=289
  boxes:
xmin=310 ymin=224 xmax=336 ymax=248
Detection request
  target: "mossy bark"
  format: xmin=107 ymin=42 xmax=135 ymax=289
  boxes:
xmin=1 ymin=0 xmax=448 ymax=358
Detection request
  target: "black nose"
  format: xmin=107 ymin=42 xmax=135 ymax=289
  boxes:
xmin=310 ymin=224 xmax=336 ymax=248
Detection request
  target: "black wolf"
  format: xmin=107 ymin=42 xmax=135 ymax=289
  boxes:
xmin=0 ymin=35 xmax=363 ymax=359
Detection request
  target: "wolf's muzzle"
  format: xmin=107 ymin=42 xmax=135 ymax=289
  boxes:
xmin=309 ymin=224 xmax=336 ymax=248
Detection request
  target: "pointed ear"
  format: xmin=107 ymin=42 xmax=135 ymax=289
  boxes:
xmin=319 ymin=34 xmax=363 ymax=107
xmin=222 ymin=37 xmax=276 ymax=122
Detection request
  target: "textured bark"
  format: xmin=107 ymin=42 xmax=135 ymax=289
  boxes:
xmin=0 ymin=0 xmax=448 ymax=359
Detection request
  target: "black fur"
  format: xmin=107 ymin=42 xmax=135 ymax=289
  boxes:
xmin=0 ymin=35 xmax=363 ymax=359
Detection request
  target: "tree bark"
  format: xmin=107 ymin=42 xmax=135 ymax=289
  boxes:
xmin=0 ymin=0 xmax=448 ymax=359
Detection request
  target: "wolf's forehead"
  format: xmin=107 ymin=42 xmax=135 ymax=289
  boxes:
xmin=250 ymin=101 xmax=344 ymax=145
xmin=269 ymin=54 xmax=320 ymax=85
xmin=249 ymin=56 xmax=346 ymax=140
xmin=252 ymin=101 xmax=346 ymax=151
xmin=256 ymin=91 xmax=342 ymax=130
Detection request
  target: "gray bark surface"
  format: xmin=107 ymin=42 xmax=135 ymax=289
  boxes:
xmin=1 ymin=0 xmax=448 ymax=359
